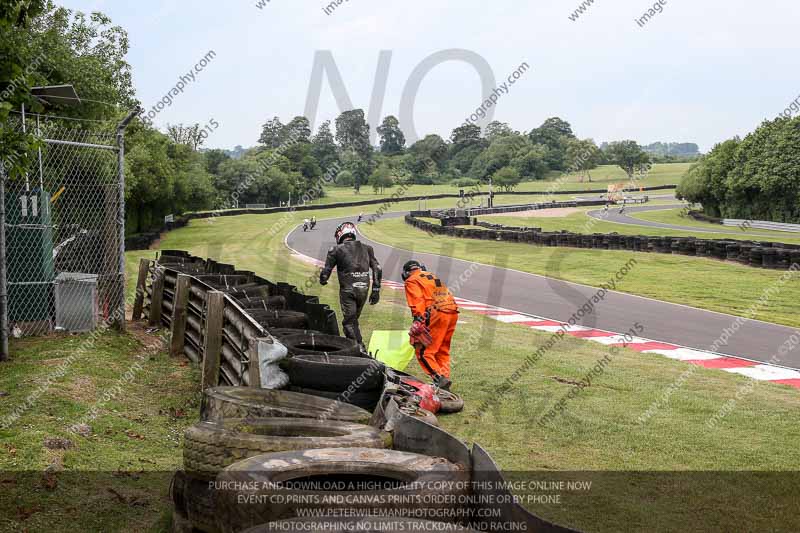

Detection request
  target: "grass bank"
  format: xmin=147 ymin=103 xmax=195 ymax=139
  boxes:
xmin=0 ymin=325 xmax=200 ymax=532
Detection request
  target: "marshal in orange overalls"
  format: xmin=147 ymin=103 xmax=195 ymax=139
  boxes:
xmin=404 ymin=270 xmax=459 ymax=379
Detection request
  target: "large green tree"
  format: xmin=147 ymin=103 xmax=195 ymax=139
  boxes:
xmin=369 ymin=163 xmax=394 ymax=194
xmin=283 ymin=116 xmax=311 ymax=143
xmin=565 ymin=138 xmax=601 ymax=181
xmin=492 ymin=166 xmax=521 ymax=192
xmin=606 ymin=140 xmax=650 ymax=181
xmin=485 ymin=121 xmax=516 ymax=142
xmin=528 ymin=117 xmax=575 ymax=171
xmin=679 ymin=117 xmax=800 ymax=222
xmin=471 ymin=134 xmax=547 ymax=181
xmin=258 ymin=116 xmax=284 ymax=148
xmin=0 ymin=0 xmax=46 ymax=180
xmin=335 ymin=109 xmax=372 ymax=190
xmin=311 ymin=120 xmax=339 ymax=171
xmin=376 ymin=115 xmax=405 ymax=155
xmin=407 ymin=134 xmax=448 ymax=182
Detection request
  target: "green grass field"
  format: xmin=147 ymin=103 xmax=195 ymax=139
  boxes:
xmin=0 ymin=326 xmax=199 ymax=532
xmin=479 ymin=207 xmax=800 ymax=245
xmin=314 ymin=163 xmax=690 ymax=205
xmin=3 ymin=206 xmax=799 ymax=532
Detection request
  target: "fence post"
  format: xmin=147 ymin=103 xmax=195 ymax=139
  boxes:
xmin=0 ymin=171 xmax=7 ymax=361
xmin=201 ymin=291 xmax=224 ymax=390
xmin=248 ymin=337 xmax=265 ymax=388
xmin=132 ymin=258 xmax=151 ymax=320
xmin=113 ymin=108 xmax=140 ymax=332
xmin=148 ymin=267 xmax=165 ymax=327
xmin=170 ymin=274 xmax=191 ymax=357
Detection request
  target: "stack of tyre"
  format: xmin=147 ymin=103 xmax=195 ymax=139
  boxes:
xmin=172 ymin=387 xmax=476 ymax=532
xmin=271 ymin=329 xmax=386 ymax=411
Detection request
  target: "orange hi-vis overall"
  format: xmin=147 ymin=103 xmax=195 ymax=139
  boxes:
xmin=404 ymin=270 xmax=459 ymax=379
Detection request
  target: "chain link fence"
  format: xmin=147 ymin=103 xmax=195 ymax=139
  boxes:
xmin=1 ymin=110 xmax=136 ymax=356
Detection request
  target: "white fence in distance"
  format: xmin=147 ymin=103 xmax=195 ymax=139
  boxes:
xmin=723 ymin=219 xmax=800 ymax=233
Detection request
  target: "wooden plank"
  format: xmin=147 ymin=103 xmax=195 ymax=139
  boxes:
xmin=132 ymin=258 xmax=151 ymax=320
xmin=169 ymin=274 xmax=191 ymax=357
xmin=201 ymin=291 xmax=225 ymax=390
xmin=148 ymin=267 xmax=165 ymax=327
xmin=248 ymin=337 xmax=266 ymax=388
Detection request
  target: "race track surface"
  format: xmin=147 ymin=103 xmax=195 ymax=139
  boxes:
xmin=287 ymin=213 xmax=800 ymax=369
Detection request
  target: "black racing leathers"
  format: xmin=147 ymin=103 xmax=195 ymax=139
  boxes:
xmin=319 ymin=240 xmax=382 ymax=346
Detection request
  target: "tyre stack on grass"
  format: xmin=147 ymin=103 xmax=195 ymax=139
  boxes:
xmin=172 ymin=387 xmax=386 ymax=533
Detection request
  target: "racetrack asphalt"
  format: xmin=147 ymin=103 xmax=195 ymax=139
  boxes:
xmin=287 ymin=213 xmax=800 ymax=369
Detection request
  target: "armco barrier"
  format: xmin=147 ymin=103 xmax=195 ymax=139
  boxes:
xmin=723 ymin=219 xmax=800 ymax=233
xmin=405 ymin=215 xmax=800 ymax=270
xmin=690 ymin=210 xmax=800 ymax=233
xmin=133 ymin=250 xmax=339 ymax=386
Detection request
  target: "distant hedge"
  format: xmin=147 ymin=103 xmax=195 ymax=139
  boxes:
xmin=677 ymin=117 xmax=800 ymax=223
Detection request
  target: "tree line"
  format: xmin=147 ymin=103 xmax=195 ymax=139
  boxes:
xmin=677 ymin=116 xmax=800 ymax=223
xmin=1 ymin=1 xmax=660 ymax=234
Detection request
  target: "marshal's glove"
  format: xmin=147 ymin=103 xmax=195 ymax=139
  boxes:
xmin=409 ymin=321 xmax=433 ymax=348
xmin=369 ymin=289 xmax=380 ymax=305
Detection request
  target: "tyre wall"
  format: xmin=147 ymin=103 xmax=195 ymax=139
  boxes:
xmin=405 ymin=215 xmax=800 ymax=271
xmin=135 ymin=250 xmax=339 ymax=386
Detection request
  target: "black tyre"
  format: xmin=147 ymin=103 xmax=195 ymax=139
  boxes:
xmin=235 ymin=295 xmax=287 ymax=310
xmin=437 ymin=389 xmax=465 ymax=414
xmin=288 ymin=386 xmax=381 ymax=411
xmin=214 ymin=448 xmax=471 ymax=532
xmin=249 ymin=310 xmax=309 ymax=329
xmin=183 ymin=418 xmax=391 ymax=480
xmin=184 ymin=473 xmax=219 ymax=533
xmin=279 ymin=333 xmax=361 ymax=358
xmin=200 ymin=387 xmax=371 ymax=424
xmin=395 ymin=400 xmax=440 ymax=427
xmin=284 ymin=354 xmax=385 ymax=392
xmin=267 ymin=328 xmax=324 ymax=339
xmin=170 ymin=470 xmax=188 ymax=518
xmin=243 ymin=518 xmax=478 ymax=532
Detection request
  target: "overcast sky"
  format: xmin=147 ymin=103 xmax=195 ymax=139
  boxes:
xmin=62 ymin=0 xmax=800 ymax=152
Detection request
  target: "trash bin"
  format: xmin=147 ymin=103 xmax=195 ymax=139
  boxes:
xmin=54 ymin=272 xmax=98 ymax=332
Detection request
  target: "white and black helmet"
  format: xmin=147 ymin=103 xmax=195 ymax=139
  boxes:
xmin=335 ymin=222 xmax=357 ymax=244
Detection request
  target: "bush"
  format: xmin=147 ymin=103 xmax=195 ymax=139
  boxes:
xmin=452 ymin=178 xmax=479 ymax=188
xmin=492 ymin=166 xmax=522 ymax=192
xmin=678 ymin=116 xmax=800 ymax=223
xmin=335 ymin=170 xmax=355 ymax=187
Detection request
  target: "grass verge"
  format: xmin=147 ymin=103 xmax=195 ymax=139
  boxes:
xmin=0 ymin=324 xmax=200 ymax=532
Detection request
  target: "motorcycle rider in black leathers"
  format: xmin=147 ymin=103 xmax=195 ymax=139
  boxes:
xmin=319 ymin=222 xmax=382 ymax=353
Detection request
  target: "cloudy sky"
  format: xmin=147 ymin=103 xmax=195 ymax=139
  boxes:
xmin=62 ymin=0 xmax=800 ymax=152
